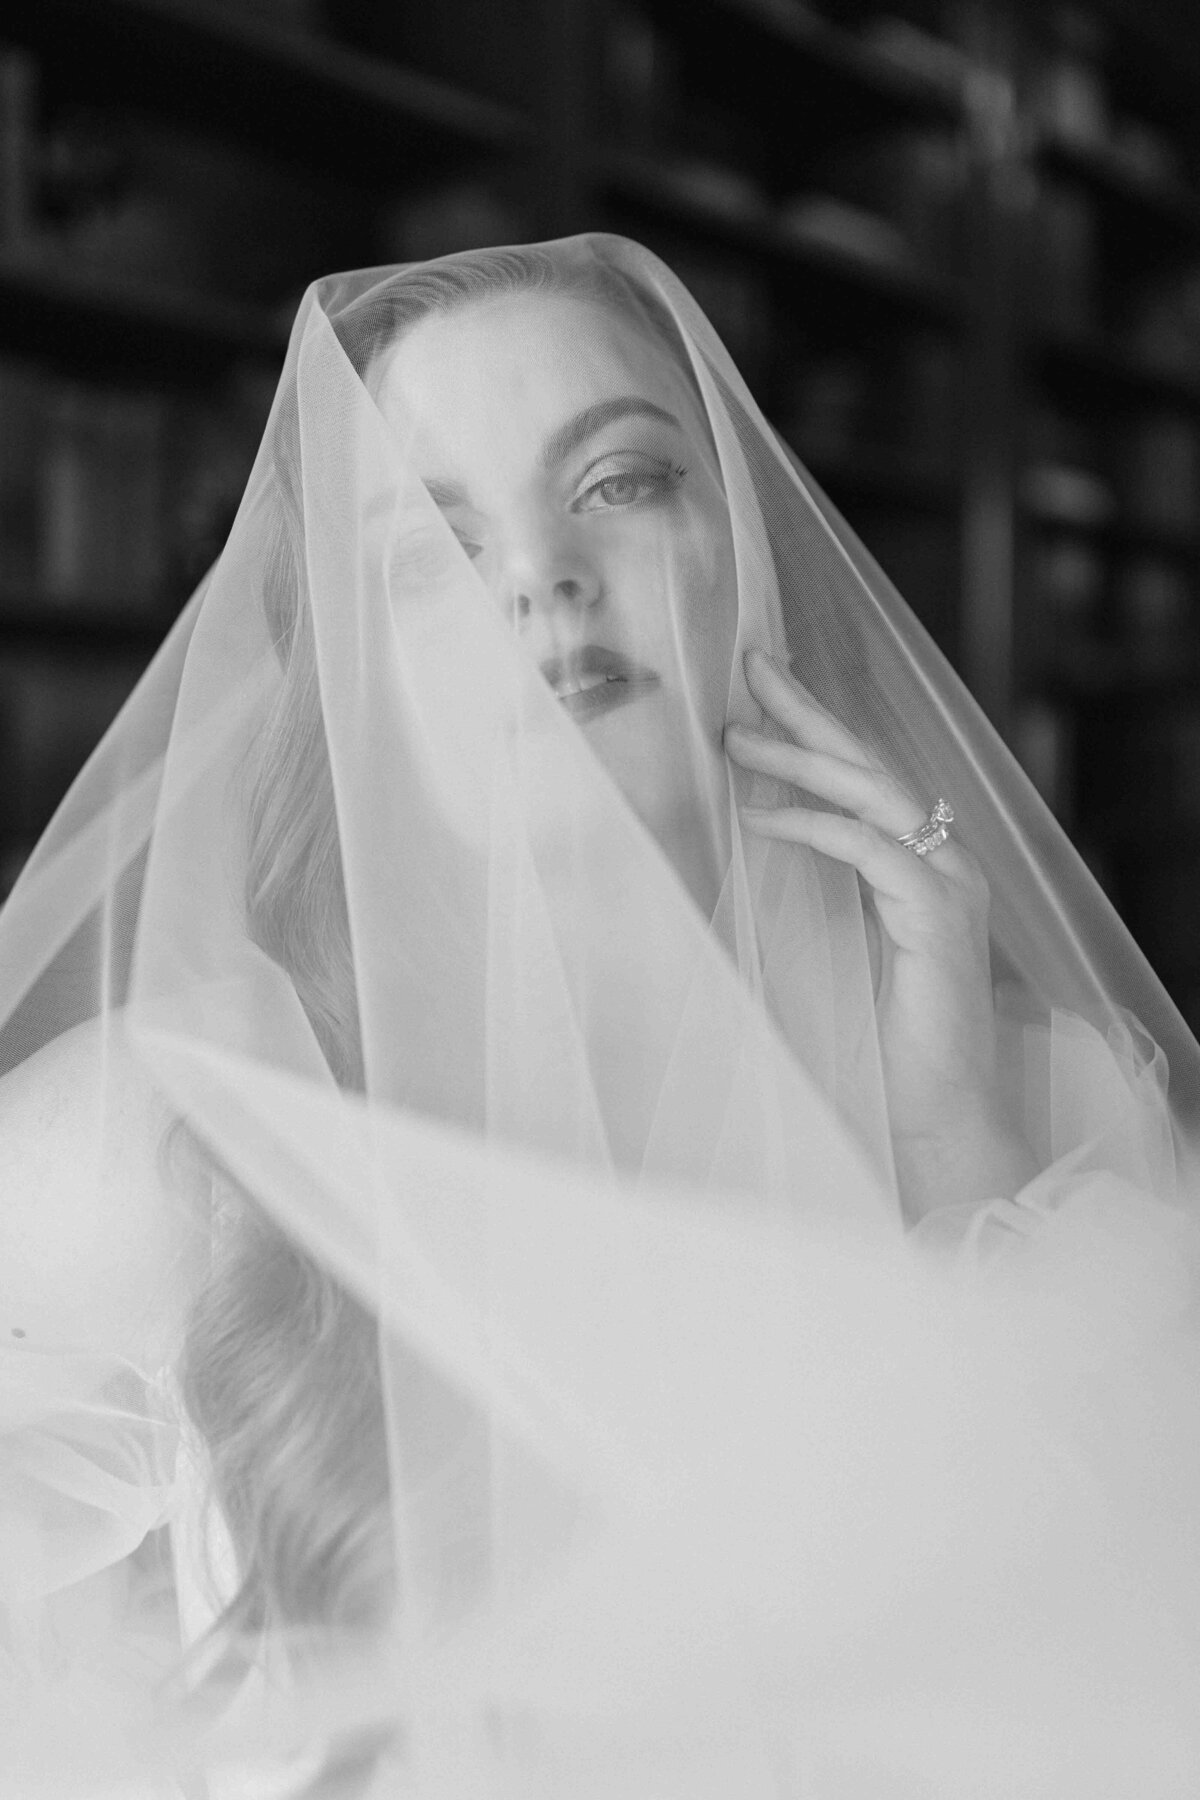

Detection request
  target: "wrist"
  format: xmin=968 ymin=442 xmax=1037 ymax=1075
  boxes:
xmin=893 ymin=1101 xmax=1038 ymax=1224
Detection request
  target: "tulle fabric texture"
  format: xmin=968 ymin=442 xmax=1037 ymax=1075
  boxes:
xmin=1 ymin=234 xmax=1199 ymax=1797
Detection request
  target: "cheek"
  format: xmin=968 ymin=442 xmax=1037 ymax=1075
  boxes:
xmin=604 ymin=503 xmax=737 ymax=710
xmin=666 ymin=506 xmax=739 ymax=732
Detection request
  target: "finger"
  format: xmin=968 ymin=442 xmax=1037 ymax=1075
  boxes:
xmin=725 ymin=728 xmax=926 ymax=838
xmin=739 ymin=804 xmax=933 ymax=905
xmin=743 ymin=648 xmax=882 ymax=771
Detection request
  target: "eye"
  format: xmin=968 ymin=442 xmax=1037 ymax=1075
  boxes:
xmin=590 ymin=472 xmax=659 ymax=508
xmin=574 ymin=457 xmax=686 ymax=515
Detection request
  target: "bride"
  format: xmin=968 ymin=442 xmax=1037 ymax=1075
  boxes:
xmin=3 ymin=235 xmax=1200 ymax=1798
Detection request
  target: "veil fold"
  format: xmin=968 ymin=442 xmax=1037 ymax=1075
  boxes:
xmin=2 ymin=234 xmax=1200 ymax=1796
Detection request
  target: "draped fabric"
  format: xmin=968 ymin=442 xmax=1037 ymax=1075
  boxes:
xmin=1 ymin=235 xmax=1199 ymax=1797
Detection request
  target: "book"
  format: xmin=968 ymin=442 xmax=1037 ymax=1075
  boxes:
xmin=0 ymin=358 xmax=43 ymax=596
xmin=37 ymin=382 xmax=166 ymax=608
xmin=0 ymin=45 xmax=36 ymax=250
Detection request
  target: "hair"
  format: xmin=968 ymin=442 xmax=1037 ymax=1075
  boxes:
xmin=335 ymin=238 xmax=705 ymax=405
xmin=177 ymin=243 xmax=703 ymax=1699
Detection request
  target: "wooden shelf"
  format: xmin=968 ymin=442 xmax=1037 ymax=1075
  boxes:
xmin=661 ymin=0 xmax=965 ymax=126
xmin=1037 ymin=329 xmax=1200 ymax=413
xmin=599 ymin=151 xmax=965 ymax=324
xmin=0 ymin=253 xmax=287 ymax=381
xmin=1025 ymin=503 xmax=1200 ymax=561
xmin=1039 ymin=133 xmax=1200 ymax=241
xmin=800 ymin=451 xmax=961 ymax=515
xmin=1078 ymin=808 xmax=1200 ymax=857
xmin=1044 ymin=644 xmax=1200 ymax=700
xmin=0 ymin=599 xmax=172 ymax=655
xmin=4 ymin=0 xmax=532 ymax=185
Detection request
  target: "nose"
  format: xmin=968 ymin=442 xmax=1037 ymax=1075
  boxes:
xmin=512 ymin=575 xmax=595 ymax=622
xmin=495 ymin=522 xmax=602 ymax=629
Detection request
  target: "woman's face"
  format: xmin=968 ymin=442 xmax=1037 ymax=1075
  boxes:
xmin=373 ymin=290 xmax=738 ymax=907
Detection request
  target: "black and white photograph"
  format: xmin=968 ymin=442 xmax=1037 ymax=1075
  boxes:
xmin=3 ymin=3 xmax=1200 ymax=1795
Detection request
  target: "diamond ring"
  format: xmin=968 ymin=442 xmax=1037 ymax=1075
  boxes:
xmin=897 ymin=798 xmax=954 ymax=858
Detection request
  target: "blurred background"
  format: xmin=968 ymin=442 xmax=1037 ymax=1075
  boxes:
xmin=2 ymin=0 xmax=1200 ymax=1023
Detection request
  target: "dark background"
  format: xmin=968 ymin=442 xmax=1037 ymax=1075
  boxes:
xmin=3 ymin=0 xmax=1200 ymax=1024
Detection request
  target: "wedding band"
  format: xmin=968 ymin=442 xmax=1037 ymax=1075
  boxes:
xmin=897 ymin=798 xmax=954 ymax=858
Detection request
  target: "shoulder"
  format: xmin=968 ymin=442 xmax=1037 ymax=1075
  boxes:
xmin=0 ymin=1017 xmax=210 ymax=1369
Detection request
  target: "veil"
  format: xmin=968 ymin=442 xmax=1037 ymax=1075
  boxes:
xmin=3 ymin=234 xmax=1200 ymax=1798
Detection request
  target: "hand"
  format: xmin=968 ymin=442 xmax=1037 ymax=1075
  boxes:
xmin=725 ymin=648 xmax=1034 ymax=1219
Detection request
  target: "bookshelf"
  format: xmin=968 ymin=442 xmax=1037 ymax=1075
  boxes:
xmin=0 ymin=253 xmax=287 ymax=377
xmin=597 ymin=149 xmax=967 ymax=321
xmin=1 ymin=0 xmax=530 ymax=182
xmin=1039 ymin=330 xmax=1200 ymax=414
xmin=0 ymin=599 xmax=166 ymax=654
xmin=628 ymin=0 xmax=965 ymax=132
xmin=1 ymin=0 xmax=1200 ymax=1028
xmin=0 ymin=0 xmax=535 ymax=873
xmin=1039 ymin=133 xmax=1200 ymax=243
xmin=1010 ymin=0 xmax=1200 ymax=1028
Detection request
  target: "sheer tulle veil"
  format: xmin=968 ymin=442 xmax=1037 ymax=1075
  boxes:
xmin=3 ymin=234 xmax=1200 ymax=1798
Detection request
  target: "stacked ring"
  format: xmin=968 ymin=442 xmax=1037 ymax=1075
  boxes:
xmin=897 ymin=798 xmax=954 ymax=858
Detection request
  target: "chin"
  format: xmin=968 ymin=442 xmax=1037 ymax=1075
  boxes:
xmin=587 ymin=703 xmax=671 ymax=779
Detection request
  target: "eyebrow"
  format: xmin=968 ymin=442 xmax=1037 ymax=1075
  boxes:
xmin=420 ymin=397 xmax=684 ymax=511
xmin=540 ymin=397 xmax=682 ymax=469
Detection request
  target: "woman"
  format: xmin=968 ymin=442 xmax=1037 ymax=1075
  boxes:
xmin=2 ymin=236 xmax=1200 ymax=1798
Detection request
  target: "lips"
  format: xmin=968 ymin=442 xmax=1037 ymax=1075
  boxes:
xmin=540 ymin=645 xmax=662 ymax=722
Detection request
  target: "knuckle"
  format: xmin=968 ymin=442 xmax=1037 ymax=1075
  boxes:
xmin=879 ymin=772 xmax=914 ymax=813
xmin=848 ymin=816 xmax=880 ymax=855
